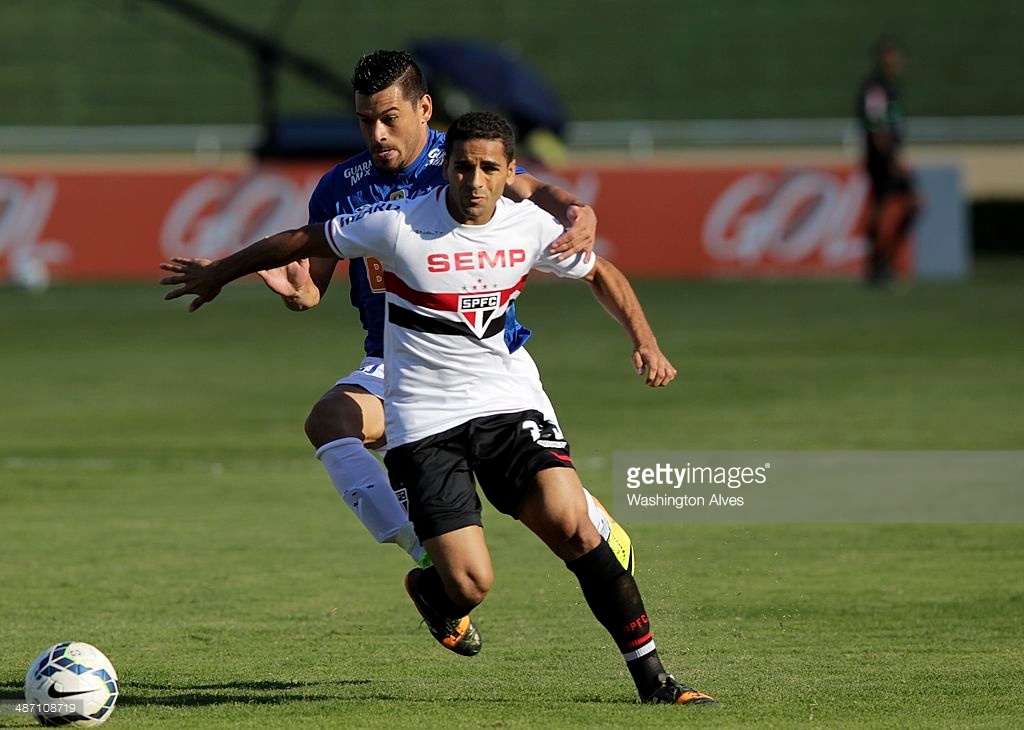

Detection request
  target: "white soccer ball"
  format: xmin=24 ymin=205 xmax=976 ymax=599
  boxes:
xmin=24 ymin=642 xmax=119 ymax=727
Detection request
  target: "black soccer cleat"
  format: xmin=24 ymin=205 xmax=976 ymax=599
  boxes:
xmin=645 ymin=672 xmax=717 ymax=705
xmin=404 ymin=567 xmax=482 ymax=656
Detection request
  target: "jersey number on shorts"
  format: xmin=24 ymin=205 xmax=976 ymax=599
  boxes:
xmin=521 ymin=419 xmax=565 ymax=446
xmin=365 ymin=257 xmax=386 ymax=293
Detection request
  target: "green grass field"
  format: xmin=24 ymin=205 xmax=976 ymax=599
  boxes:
xmin=3 ymin=1 xmax=1023 ymax=125
xmin=1 ymin=269 xmax=1022 ymax=728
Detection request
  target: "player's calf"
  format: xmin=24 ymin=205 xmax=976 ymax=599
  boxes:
xmin=565 ymin=538 xmax=713 ymax=704
xmin=518 ymin=469 xmax=604 ymax=561
xmin=421 ymin=526 xmax=494 ymax=607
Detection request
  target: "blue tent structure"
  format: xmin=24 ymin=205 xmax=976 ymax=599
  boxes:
xmin=411 ymin=39 xmax=567 ymax=138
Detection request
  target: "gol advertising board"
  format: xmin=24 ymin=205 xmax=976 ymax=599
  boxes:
xmin=0 ymin=163 xmax=927 ymax=283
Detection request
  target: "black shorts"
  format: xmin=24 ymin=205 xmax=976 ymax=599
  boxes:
xmin=383 ymin=410 xmax=575 ymax=541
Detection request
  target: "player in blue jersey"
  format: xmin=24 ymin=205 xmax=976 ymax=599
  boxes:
xmin=256 ymin=51 xmax=633 ymax=653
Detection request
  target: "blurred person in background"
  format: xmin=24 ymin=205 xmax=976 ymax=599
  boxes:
xmin=857 ymin=35 xmax=922 ymax=286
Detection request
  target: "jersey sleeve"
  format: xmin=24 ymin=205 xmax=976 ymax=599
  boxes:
xmin=531 ymin=214 xmax=596 ymax=280
xmin=323 ymin=204 xmax=402 ymax=264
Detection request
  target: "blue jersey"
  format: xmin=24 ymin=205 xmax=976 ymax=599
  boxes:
xmin=307 ymin=128 xmax=531 ymax=358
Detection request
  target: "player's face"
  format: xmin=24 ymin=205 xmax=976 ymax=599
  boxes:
xmin=355 ymin=85 xmax=432 ymax=173
xmin=443 ymin=139 xmax=515 ymax=225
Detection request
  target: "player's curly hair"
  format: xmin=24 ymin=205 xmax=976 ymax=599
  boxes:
xmin=351 ymin=50 xmax=428 ymax=101
xmin=444 ymin=111 xmax=516 ymax=163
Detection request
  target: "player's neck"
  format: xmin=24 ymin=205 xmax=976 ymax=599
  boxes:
xmin=397 ymin=130 xmax=431 ymax=175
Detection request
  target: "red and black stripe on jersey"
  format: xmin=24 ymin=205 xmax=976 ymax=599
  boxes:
xmin=384 ymin=271 xmax=527 ymax=340
xmin=387 ymin=303 xmax=506 ymax=338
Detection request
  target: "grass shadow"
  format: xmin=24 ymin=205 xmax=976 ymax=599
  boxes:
xmin=3 ymin=676 xmax=373 ymax=709
xmin=127 ymin=679 xmax=362 ymax=692
xmin=0 ymin=679 xmax=23 ymax=701
xmin=118 ymin=678 xmax=372 ymax=707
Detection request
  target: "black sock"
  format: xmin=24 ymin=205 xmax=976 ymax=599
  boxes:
xmin=566 ymin=541 xmax=665 ymax=698
xmin=414 ymin=566 xmax=475 ymax=619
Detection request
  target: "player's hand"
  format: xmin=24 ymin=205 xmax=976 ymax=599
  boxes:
xmin=632 ymin=343 xmax=677 ymax=388
xmin=547 ymin=204 xmax=596 ymax=262
xmin=257 ymin=259 xmax=311 ymax=298
xmin=159 ymin=257 xmax=223 ymax=312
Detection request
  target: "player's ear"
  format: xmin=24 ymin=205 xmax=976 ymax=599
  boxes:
xmin=442 ymin=153 xmax=449 ymax=181
xmin=507 ymin=157 xmax=516 ymax=183
xmin=419 ymin=94 xmax=433 ymax=124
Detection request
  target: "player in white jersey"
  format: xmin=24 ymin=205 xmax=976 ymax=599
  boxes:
xmin=161 ymin=112 xmax=714 ymax=706
xmin=257 ymin=51 xmax=632 ymax=593
xmin=319 ymin=190 xmax=591 ymax=445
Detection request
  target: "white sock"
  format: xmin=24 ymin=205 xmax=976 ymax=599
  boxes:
xmin=315 ymin=437 xmax=424 ymax=562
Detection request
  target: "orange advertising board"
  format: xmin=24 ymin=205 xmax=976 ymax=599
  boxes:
xmin=553 ymin=165 xmax=878 ymax=276
xmin=0 ymin=163 xmax=891 ymax=282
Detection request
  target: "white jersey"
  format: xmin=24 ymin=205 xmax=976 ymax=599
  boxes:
xmin=324 ymin=189 xmax=595 ymax=447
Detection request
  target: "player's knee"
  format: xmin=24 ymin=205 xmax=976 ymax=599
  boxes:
xmin=446 ymin=566 xmax=493 ymax=608
xmin=565 ymin=528 xmax=604 ymax=561
xmin=304 ymin=394 xmax=366 ymax=448
xmin=548 ymin=518 xmax=603 ymax=561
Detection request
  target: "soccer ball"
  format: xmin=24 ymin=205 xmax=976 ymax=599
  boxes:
xmin=24 ymin=642 xmax=119 ymax=727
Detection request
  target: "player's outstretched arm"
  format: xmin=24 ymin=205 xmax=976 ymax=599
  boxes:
xmin=582 ymin=257 xmax=677 ymax=388
xmin=159 ymin=223 xmax=335 ymax=312
xmin=507 ymin=173 xmax=596 ymax=262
